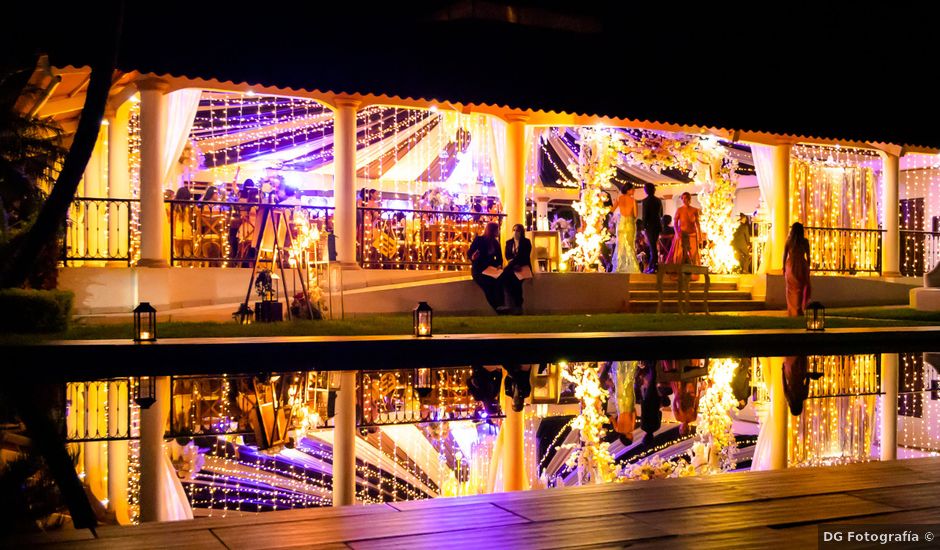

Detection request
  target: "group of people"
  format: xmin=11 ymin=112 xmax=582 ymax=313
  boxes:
xmin=609 ymin=183 xmax=704 ymax=274
xmin=468 ymin=222 xmax=533 ymax=314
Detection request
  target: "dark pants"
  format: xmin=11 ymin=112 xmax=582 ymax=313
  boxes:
xmin=472 ymin=273 xmax=504 ymax=311
xmin=499 ymin=269 xmax=524 ymax=308
xmin=646 ymin=228 xmax=661 ymax=272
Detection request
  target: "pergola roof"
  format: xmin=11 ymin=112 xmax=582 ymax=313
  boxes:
xmin=10 ymin=4 xmax=940 ymax=152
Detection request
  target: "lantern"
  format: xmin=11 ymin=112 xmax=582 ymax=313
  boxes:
xmin=414 ymin=368 xmax=432 ymax=398
xmin=134 ymin=376 xmax=156 ymax=409
xmin=133 ymin=302 xmax=157 ymax=342
xmin=806 ymin=302 xmax=825 ymax=331
xmin=233 ymin=303 xmax=254 ymax=325
xmin=413 ymin=301 xmax=433 ymax=337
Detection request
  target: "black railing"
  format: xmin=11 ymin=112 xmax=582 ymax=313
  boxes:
xmin=168 ymin=199 xmax=334 ymax=267
xmin=357 ymin=207 xmax=505 ymax=270
xmin=900 ymin=230 xmax=940 ymax=277
xmin=805 ymin=226 xmax=884 ymax=275
xmin=62 ymin=197 xmax=136 ymax=265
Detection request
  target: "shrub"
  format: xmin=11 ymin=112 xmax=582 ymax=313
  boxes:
xmin=0 ymin=288 xmax=72 ymax=333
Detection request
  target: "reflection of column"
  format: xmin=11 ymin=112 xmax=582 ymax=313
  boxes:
xmin=768 ymin=357 xmax=788 ymax=469
xmin=503 ymin=114 xmax=529 ymax=242
xmin=333 ymin=371 xmax=357 ymax=506
xmin=770 ymin=145 xmax=791 ymax=274
xmin=108 ymin=380 xmax=130 ymax=523
xmin=108 ymin=103 xmax=131 ymax=262
xmin=83 ymin=383 xmax=108 ymax=501
xmin=880 ymin=353 xmax=899 ymax=460
xmin=500 ymin=370 xmax=525 ymax=492
xmin=139 ymin=376 xmax=169 ymax=522
xmin=333 ymin=97 xmax=360 ymax=267
xmin=138 ymin=80 xmax=170 ymax=268
xmin=880 ymin=152 xmax=901 ymax=277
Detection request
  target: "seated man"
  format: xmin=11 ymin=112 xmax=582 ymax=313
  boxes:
xmin=499 ymin=224 xmax=533 ymax=314
xmin=468 ymin=222 xmax=505 ymax=312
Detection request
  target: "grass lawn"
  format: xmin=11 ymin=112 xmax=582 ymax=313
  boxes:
xmin=827 ymin=306 xmax=940 ymax=324
xmin=0 ymin=311 xmax=931 ymax=342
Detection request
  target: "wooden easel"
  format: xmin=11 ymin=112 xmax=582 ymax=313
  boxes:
xmin=241 ymin=205 xmax=315 ymax=320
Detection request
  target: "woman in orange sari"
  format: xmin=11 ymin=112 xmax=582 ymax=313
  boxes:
xmin=666 ymin=192 xmax=701 ymax=266
xmin=783 ymin=222 xmax=811 ymax=316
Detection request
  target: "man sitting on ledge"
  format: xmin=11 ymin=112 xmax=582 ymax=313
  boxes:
xmin=500 ymin=223 xmax=533 ymax=315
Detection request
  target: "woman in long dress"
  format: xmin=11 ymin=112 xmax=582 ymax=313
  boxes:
xmin=666 ymin=192 xmax=702 ymax=266
xmin=783 ymin=222 xmax=811 ymax=316
xmin=611 ymin=186 xmax=639 ymax=273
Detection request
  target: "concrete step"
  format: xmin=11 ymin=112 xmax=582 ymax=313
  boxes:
xmin=627 ymin=300 xmax=767 ymax=313
xmin=628 ymin=290 xmax=753 ymax=301
xmin=630 ymin=282 xmax=739 ymax=291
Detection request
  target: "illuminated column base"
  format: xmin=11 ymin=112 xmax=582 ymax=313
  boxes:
xmin=333 ymin=370 xmax=357 ymax=506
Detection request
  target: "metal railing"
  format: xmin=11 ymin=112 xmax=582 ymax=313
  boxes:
xmin=900 ymin=229 xmax=940 ymax=277
xmin=805 ymin=226 xmax=884 ymax=275
xmin=62 ymin=197 xmax=137 ymax=265
xmin=357 ymin=207 xmax=505 ymax=270
xmin=168 ymin=200 xmax=334 ymax=267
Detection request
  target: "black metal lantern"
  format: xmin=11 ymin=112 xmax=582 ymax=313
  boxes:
xmin=806 ymin=302 xmax=825 ymax=331
xmin=233 ymin=303 xmax=254 ymax=325
xmin=133 ymin=302 xmax=157 ymax=342
xmin=414 ymin=368 xmax=432 ymax=398
xmin=414 ymin=301 xmax=433 ymax=337
xmin=134 ymin=376 xmax=156 ymax=409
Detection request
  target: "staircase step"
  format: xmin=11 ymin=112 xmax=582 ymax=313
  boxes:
xmin=629 ymin=290 xmax=753 ymax=301
xmin=630 ymin=282 xmax=738 ymax=291
xmin=627 ymin=300 xmax=766 ymax=313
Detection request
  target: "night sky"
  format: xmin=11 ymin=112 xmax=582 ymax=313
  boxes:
xmin=4 ymin=2 xmax=939 ymax=148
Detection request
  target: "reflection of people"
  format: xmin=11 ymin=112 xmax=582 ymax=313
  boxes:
xmin=671 ymin=379 xmax=700 ymax=436
xmin=468 ymin=222 xmax=505 ymax=312
xmin=636 ymin=361 xmax=661 ymax=446
xmin=501 ymin=224 xmax=532 ymax=313
xmin=782 ymin=356 xmax=811 ymax=416
xmin=611 ymin=185 xmax=639 ymax=273
xmin=608 ymin=361 xmax=638 ymax=445
xmin=641 ymin=183 xmax=663 ymax=273
xmin=783 ymin=222 xmax=811 ymax=316
xmin=503 ymin=364 xmax=532 ymax=412
xmin=667 ymin=192 xmax=701 ymax=266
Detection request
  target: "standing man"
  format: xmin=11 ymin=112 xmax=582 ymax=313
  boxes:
xmin=641 ymin=183 xmax=663 ymax=274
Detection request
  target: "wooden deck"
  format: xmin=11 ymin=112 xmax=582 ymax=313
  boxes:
xmin=10 ymin=457 xmax=940 ymax=549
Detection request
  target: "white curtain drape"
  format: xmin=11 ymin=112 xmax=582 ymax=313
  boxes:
xmin=487 ymin=117 xmax=507 ymax=205
xmin=750 ymin=144 xmax=776 ymax=274
xmin=162 ymin=89 xmax=202 ymax=189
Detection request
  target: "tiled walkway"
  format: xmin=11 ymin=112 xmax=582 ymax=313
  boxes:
xmin=11 ymin=458 xmax=940 ymax=549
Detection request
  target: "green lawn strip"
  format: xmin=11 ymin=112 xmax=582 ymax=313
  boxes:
xmin=828 ymin=307 xmax=940 ymax=323
xmin=0 ymin=313 xmax=922 ymax=342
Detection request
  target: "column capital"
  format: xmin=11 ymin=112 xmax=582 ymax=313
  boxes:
xmin=104 ymin=107 xmax=117 ymax=119
xmin=504 ymin=113 xmax=530 ymax=124
xmin=136 ymin=78 xmax=170 ymax=93
xmin=332 ymin=96 xmax=361 ymax=109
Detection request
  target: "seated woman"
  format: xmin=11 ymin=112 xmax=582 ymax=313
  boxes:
xmin=499 ymin=223 xmax=532 ymax=314
xmin=468 ymin=222 xmax=505 ymax=312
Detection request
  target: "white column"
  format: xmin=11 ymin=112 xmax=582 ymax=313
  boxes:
xmin=332 ymin=97 xmax=360 ymax=267
xmin=500 ymin=370 xmax=526 ymax=492
xmin=108 ymin=380 xmax=130 ymax=524
xmin=139 ymin=376 xmax=169 ymax=522
xmin=770 ymin=144 xmax=791 ymax=274
xmin=503 ymin=114 xmax=528 ymax=242
xmin=768 ymin=357 xmax=788 ymax=469
xmin=108 ymin=103 xmax=132 ymax=261
xmin=332 ymin=371 xmax=357 ymax=506
xmin=880 ymin=353 xmax=899 ymax=460
xmin=137 ymin=80 xmax=170 ymax=268
xmin=881 ymin=152 xmax=901 ymax=277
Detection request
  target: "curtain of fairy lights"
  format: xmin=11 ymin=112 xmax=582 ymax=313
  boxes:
xmin=790 ymin=145 xmax=881 ymax=230
xmin=900 ymin=153 xmax=940 ymax=276
xmin=788 ymin=354 xmax=879 ymax=467
xmin=891 ymin=353 xmax=940 ymax=457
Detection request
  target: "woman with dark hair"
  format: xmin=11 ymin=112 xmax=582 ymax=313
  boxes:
xmin=783 ymin=222 xmax=811 ymax=316
xmin=468 ymin=222 xmax=505 ymax=312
